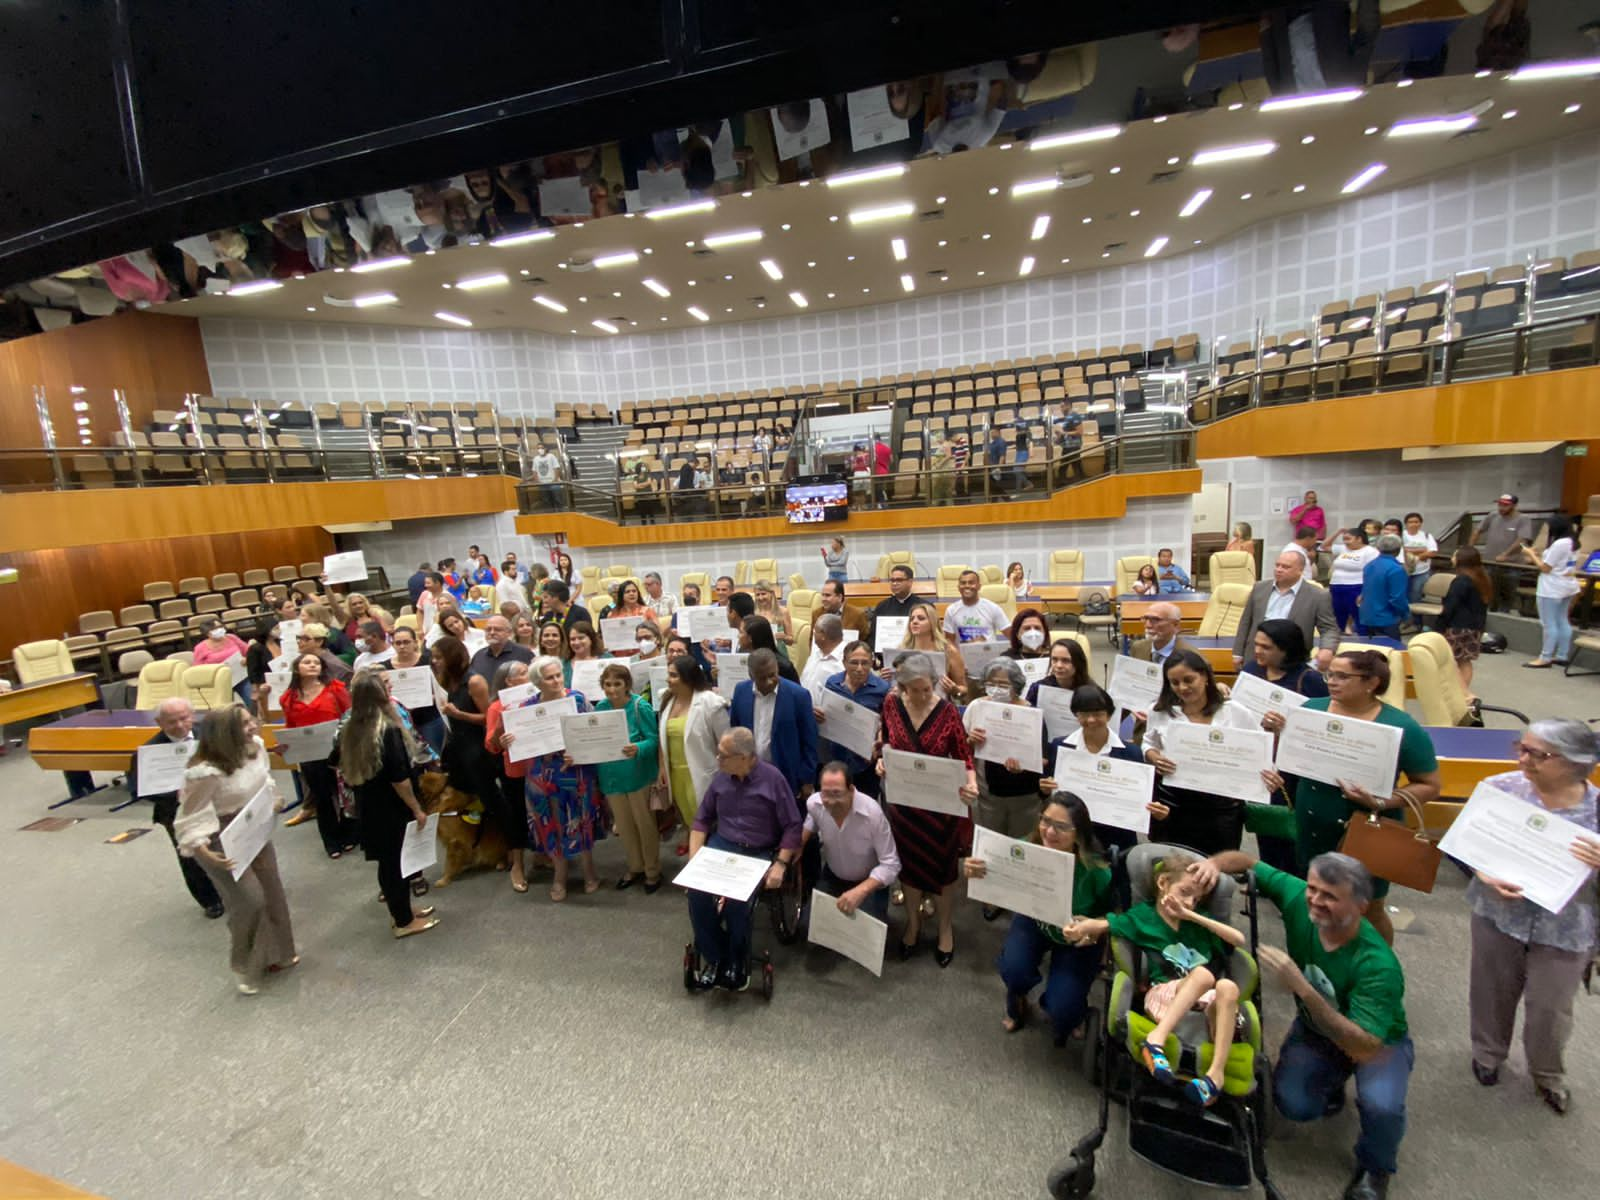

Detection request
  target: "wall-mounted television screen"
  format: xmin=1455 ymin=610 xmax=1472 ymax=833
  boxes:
xmin=785 ymin=475 xmax=849 ymax=524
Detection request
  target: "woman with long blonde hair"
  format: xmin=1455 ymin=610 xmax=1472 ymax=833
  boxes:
xmin=897 ymin=601 xmax=966 ymax=698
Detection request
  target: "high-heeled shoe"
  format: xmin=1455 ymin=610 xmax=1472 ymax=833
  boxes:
xmin=935 ymin=946 xmax=955 ymax=968
xmin=897 ymin=939 xmax=919 ymax=961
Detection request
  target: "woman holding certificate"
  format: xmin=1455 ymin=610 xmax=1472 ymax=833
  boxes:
xmin=1240 ymin=620 xmax=1326 ymax=872
xmin=1464 ymin=719 xmax=1600 ymax=1114
xmin=1141 ymin=650 xmax=1278 ymax=856
xmin=563 ymin=621 xmax=611 ymax=690
xmin=877 ymin=652 xmax=979 ymax=966
xmin=897 ymin=603 xmax=966 ymax=699
xmin=1290 ymin=649 xmax=1440 ymax=944
xmin=483 ymin=660 xmax=535 ymax=893
xmin=966 ymin=657 xmax=1044 ymax=837
xmin=657 ymin=655 xmax=731 ymax=858
xmin=1024 ymin=636 xmax=1088 ymax=706
xmin=1038 ymin=684 xmax=1164 ymax=856
xmin=593 ymin=663 xmax=663 ymax=892
xmin=524 ymin=656 xmax=603 ymax=901
xmin=1006 ymin=610 xmax=1052 ymax=662
xmin=280 ymin=653 xmax=356 ymax=858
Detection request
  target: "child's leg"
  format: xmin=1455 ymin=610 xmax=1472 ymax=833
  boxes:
xmin=1144 ymin=967 xmax=1216 ymax=1050
xmin=1205 ymin=978 xmax=1241 ymax=1086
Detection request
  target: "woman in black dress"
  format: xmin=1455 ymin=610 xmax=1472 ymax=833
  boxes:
xmin=432 ymin=636 xmax=499 ymax=811
xmin=335 ymin=673 xmax=439 ymax=939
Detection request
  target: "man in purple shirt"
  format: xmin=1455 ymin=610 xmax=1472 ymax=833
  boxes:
xmin=687 ymin=728 xmax=804 ymax=991
xmin=802 ymin=762 xmax=900 ymax=923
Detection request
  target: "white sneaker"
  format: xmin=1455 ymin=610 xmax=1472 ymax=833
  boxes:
xmin=235 ymin=976 xmax=259 ymax=995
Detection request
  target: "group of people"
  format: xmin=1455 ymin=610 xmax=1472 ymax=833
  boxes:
xmin=135 ymin=531 xmax=1597 ymax=1200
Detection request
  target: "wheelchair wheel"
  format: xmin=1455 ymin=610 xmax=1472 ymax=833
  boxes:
xmin=681 ymin=943 xmax=698 ymax=992
xmin=1047 ymin=1152 xmax=1095 ymax=1199
xmin=1252 ymin=1055 xmax=1274 ymax=1140
xmin=768 ymin=862 xmax=805 ymax=945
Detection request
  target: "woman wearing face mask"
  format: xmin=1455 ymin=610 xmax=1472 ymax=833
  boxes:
xmin=1024 ymin=636 xmax=1088 ymax=707
xmin=192 ymin=616 xmax=253 ymax=704
xmin=1141 ymin=649 xmax=1283 ymax=857
xmin=593 ymin=663 xmax=663 ymax=892
xmin=1038 ymin=684 xmax=1166 ymax=859
xmin=965 ymin=658 xmax=1044 ymax=920
xmin=1007 ymin=610 xmax=1051 ymax=661
xmin=897 ymin=601 xmax=966 ymax=698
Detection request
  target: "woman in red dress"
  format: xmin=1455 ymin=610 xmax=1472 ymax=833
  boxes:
xmin=279 ymin=652 xmax=355 ymax=857
xmin=877 ymin=650 xmax=978 ymax=968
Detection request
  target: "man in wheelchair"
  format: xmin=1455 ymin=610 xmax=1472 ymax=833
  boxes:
xmin=686 ymin=729 xmax=803 ymax=992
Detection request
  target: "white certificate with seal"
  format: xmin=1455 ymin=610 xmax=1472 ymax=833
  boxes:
xmin=218 ymin=782 xmax=276 ymax=880
xmin=679 ymin=605 xmax=729 ymax=644
xmin=714 ymin=652 xmax=749 ymax=700
xmin=819 ymin=690 xmax=880 ymax=760
xmin=808 ymin=889 xmax=888 ymax=976
xmin=966 ymin=826 xmax=1076 ymax=926
xmin=137 ymin=739 xmax=195 ymax=796
xmin=673 ymin=846 xmax=770 ymax=901
xmin=1275 ymin=707 xmax=1402 ymax=799
xmin=601 ymin=616 xmax=644 ymax=648
xmin=1035 ymin=686 xmax=1081 ymax=742
xmin=559 ymin=708 xmax=631 ymax=765
xmin=958 ymin=638 xmax=1009 ymax=678
xmin=1055 ymin=749 xmax=1155 ymax=834
xmin=967 ymin=699 xmax=1044 ymax=774
xmin=1164 ymin=723 xmax=1274 ymax=804
xmin=1438 ymin=781 xmax=1599 ymax=913
xmin=882 ymin=747 xmax=969 ymax=817
xmin=1227 ymin=670 xmax=1310 ymax=726
xmin=274 ymin=721 xmax=338 ymax=765
xmin=399 ymin=813 xmax=440 ymax=878
xmin=569 ymin=658 xmax=607 ymax=700
xmin=872 ymin=616 xmax=909 ymax=655
xmin=388 ymin=666 xmax=435 ymax=712
xmin=502 ymin=696 xmax=577 ymax=763
xmin=1109 ymin=655 xmax=1164 ymax=714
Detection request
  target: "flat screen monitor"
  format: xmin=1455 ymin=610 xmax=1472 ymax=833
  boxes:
xmin=785 ymin=475 xmax=849 ymax=524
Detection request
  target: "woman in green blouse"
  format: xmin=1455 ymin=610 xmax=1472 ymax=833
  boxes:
xmin=593 ymin=663 xmax=662 ymax=892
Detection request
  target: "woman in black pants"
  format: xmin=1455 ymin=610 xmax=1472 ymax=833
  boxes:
xmin=334 ymin=674 xmax=440 ymax=939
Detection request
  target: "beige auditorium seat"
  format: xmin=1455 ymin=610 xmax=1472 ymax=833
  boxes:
xmin=1408 ymin=573 xmax=1453 ymax=622
xmin=1197 ymin=583 xmax=1254 ymax=638
xmin=606 ymin=564 xmax=633 ymax=578
xmin=751 ymin=558 xmax=780 ymax=583
xmin=184 ymin=664 xmax=235 ymax=710
xmin=980 ymin=583 xmax=1017 ymax=621
xmin=789 ymin=589 xmax=817 ymax=620
xmin=935 ymin=564 xmax=970 ymax=594
xmin=980 ymin=565 xmax=1005 ymax=584
xmin=790 ymin=621 xmax=811 ymax=674
xmin=14 ymin=640 xmax=75 ymax=683
xmin=134 ymin=659 xmax=186 ymax=709
xmin=680 ymin=571 xmax=711 ymax=596
xmin=876 ymin=550 xmax=914 ymax=578
xmin=1048 ymin=549 xmax=1085 ymax=583
xmin=733 ymin=560 xmax=752 ymax=586
xmin=789 ymin=573 xmax=807 ymax=594
xmin=578 ymin=565 xmax=605 ymax=595
xmin=1208 ymin=550 xmax=1257 ymax=589
xmin=1115 ymin=556 xmax=1156 ymax=596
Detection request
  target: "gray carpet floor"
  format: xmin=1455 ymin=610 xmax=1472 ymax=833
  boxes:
xmin=1 ymin=649 xmax=1597 ymax=1200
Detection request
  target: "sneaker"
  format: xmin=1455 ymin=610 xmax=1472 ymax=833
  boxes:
xmin=694 ymin=962 xmax=721 ymax=991
xmin=719 ymin=966 xmax=750 ymax=992
xmin=235 ymin=976 xmax=259 ymax=996
xmin=1343 ymin=1167 xmax=1389 ymax=1200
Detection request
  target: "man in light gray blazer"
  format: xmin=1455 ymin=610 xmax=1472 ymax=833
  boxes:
xmin=1231 ymin=551 xmax=1340 ymax=670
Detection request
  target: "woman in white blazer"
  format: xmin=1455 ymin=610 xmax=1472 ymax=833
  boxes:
xmin=657 ymin=654 xmax=730 ymax=857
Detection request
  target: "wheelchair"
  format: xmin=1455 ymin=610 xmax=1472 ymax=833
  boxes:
xmin=1051 ymin=843 xmax=1284 ymax=1200
xmin=680 ymin=848 xmax=806 ymax=1002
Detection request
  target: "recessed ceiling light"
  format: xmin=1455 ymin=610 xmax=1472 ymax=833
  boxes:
xmin=726 ymin=306 xmax=734 ymax=312
xmin=722 ymin=274 xmax=733 ymax=281
xmin=1397 ymin=78 xmax=1413 ymax=88
xmin=899 ymin=274 xmax=914 ymax=293
xmin=1144 ymin=236 xmax=1169 ymax=258
xmin=1010 ymin=177 xmax=1060 ymax=198
xmin=789 ymin=291 xmax=808 ymax=307
xmin=1030 ymin=123 xmax=1122 ymax=151
xmin=642 ymin=248 xmax=653 ymax=255
xmin=490 ymin=229 xmax=557 ymax=246
xmin=1509 ymin=57 xmax=1600 ymax=81
xmin=1301 ymin=135 xmax=1316 ymax=145
xmin=687 ymin=280 xmax=696 ymax=286
xmin=807 ymin=260 xmax=817 ymax=267
xmin=642 ymin=278 xmax=671 ymax=298
xmin=1153 ymin=115 xmax=1167 ymax=123
xmin=981 ymin=233 xmax=991 ymax=241
xmin=988 ymin=186 xmax=1000 ymax=195
xmin=353 ymin=291 xmax=399 ymax=307
xmin=1059 ymin=257 xmax=1070 ymax=264
xmin=1565 ymin=103 xmax=1582 ymax=114
xmin=756 ymin=302 xmax=765 ymax=309
xmin=1167 ymin=156 xmax=1180 ymax=165
xmin=1179 ymin=188 xmax=1213 ymax=217
xmin=1258 ymin=87 xmax=1363 ymax=112
xmin=591 ymin=319 xmax=619 ymax=334
xmin=612 ymin=291 xmax=622 ymax=298
xmin=578 ymin=296 xmax=588 ymax=302
xmin=1364 ymin=125 xmax=1380 ymax=135
xmin=846 ymin=255 xmax=855 ymax=262
xmin=1386 ymin=114 xmax=1477 ymax=136
xmin=1130 ymin=209 xmax=1141 ymax=217
xmin=1081 ymin=216 xmax=1092 ymax=224
xmin=1501 ymin=109 xmax=1518 ymax=119
xmin=1293 ymin=183 xmax=1306 ymax=193
xmin=1240 ymin=192 xmax=1252 ymax=200
xmin=975 ymin=271 xmax=985 ymax=277
xmin=687 ymin=306 xmax=710 ymax=321
xmin=848 ymin=202 xmax=915 ymax=225
xmin=1190 ymin=140 xmax=1277 ymax=165
xmin=350 ymin=255 xmax=410 ymax=274
xmin=1101 ymin=251 xmax=1110 ymax=258
xmin=532 ymin=295 xmax=568 ymax=313
xmin=1109 ymin=166 xmax=1122 ymax=174
xmin=305 ymin=306 xmax=316 ymax=312
xmin=935 ymin=195 xmax=947 ymax=204
xmin=829 ymin=215 xmax=840 ymax=222
xmin=826 ymin=292 xmax=836 ymax=299
xmin=825 ymin=163 xmax=907 ymax=188
xmin=1227 ymin=101 xmax=1243 ymax=111
xmin=1341 ymin=162 xmax=1387 ymax=194
xmin=937 ymin=240 xmax=948 ymax=247
xmin=781 ymin=223 xmax=791 ymax=231
xmin=435 ymin=311 xmax=472 ymax=327
xmin=455 ymin=271 xmax=509 ymax=290
xmin=1030 ymin=214 xmax=1050 ymax=240
xmin=227 ymin=280 xmax=283 ymax=297
xmin=519 ymin=269 xmax=531 ymax=276
xmin=1019 ymin=255 xmax=1035 ymax=277
xmin=891 ymin=238 xmax=908 ymax=261
xmin=759 ymin=259 xmax=783 ymax=281
xmin=700 ymin=229 xmax=763 ymax=249
xmin=592 ymin=251 xmax=641 ymax=268
xmin=862 ymin=287 xmax=870 ymax=293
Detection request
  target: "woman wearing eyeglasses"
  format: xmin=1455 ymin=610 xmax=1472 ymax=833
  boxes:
xmin=1465 ymin=719 xmax=1600 ymax=1115
xmin=1287 ymin=649 xmax=1441 ymax=944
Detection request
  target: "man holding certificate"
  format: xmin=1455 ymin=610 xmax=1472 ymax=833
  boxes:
xmin=818 ymin=642 xmax=890 ymax=799
xmin=686 ymin=729 xmax=803 ymax=992
xmin=802 ymin=763 xmax=900 ymax=921
xmin=128 ymin=697 xmax=222 ymax=918
xmin=729 ymin=649 xmax=818 ymax=799
xmin=1455 ymin=720 xmax=1600 ymax=1116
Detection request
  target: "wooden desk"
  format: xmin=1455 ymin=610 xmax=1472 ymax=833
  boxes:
xmin=0 ymin=673 xmax=102 ymax=725
xmin=1118 ymin=593 xmax=1210 ymax=635
xmin=28 ymin=711 xmax=291 ymax=773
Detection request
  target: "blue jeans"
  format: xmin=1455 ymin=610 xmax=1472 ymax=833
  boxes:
xmin=812 ymin=863 xmax=890 ymax=923
xmin=996 ymin=914 xmax=1101 ymax=1038
xmin=826 ymin=570 xmax=848 ymax=585
xmin=413 ymin=712 xmax=446 ymax=756
xmin=1538 ymin=594 xmax=1574 ymax=661
xmin=687 ymin=832 xmax=773 ymax=970
xmin=1406 ymin=572 xmax=1429 ymax=604
xmin=1274 ymin=1018 xmax=1413 ymax=1175
xmin=1330 ymin=584 xmax=1361 ymax=633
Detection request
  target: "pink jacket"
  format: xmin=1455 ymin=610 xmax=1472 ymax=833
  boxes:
xmin=192 ymin=633 xmax=250 ymax=665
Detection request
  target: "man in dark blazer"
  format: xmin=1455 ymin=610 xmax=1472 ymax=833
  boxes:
xmin=730 ymin=649 xmax=819 ymax=798
xmin=1128 ymin=601 xmax=1195 ymax=668
xmin=1231 ymin=550 xmax=1340 ymax=670
xmin=126 ymin=697 xmax=223 ymax=918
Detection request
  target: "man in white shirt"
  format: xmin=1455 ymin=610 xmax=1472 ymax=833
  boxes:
xmin=1231 ymin=552 xmax=1339 ymax=670
xmin=351 ymin=621 xmax=395 ymax=674
xmin=802 ymin=762 xmax=900 ymax=921
xmin=1400 ymin=512 xmax=1437 ymax=605
xmin=496 ymin=562 xmax=531 ymax=613
xmin=941 ymin=570 xmax=1009 ymax=643
xmin=531 ymin=444 xmax=564 ymax=509
xmin=644 ymin=571 xmax=678 ymax=618
xmin=502 ymin=552 xmax=530 ymax=584
xmin=801 ymin=613 xmax=848 ymax=706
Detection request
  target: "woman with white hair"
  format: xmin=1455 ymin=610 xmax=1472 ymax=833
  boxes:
xmin=1466 ymin=718 xmax=1600 ymax=1114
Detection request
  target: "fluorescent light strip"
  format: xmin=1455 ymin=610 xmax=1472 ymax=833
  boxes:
xmin=759 ymin=259 xmax=784 ymax=281
xmin=455 ymin=272 xmax=509 ymax=290
xmin=1179 ymin=188 xmax=1214 ymax=218
xmin=592 ymin=251 xmax=640 ymax=268
xmin=643 ymin=199 xmax=717 ymax=219
xmin=686 ymin=306 xmax=710 ymax=322
xmin=1010 ymin=177 xmax=1059 ymax=198
xmin=353 ymin=292 xmax=399 ymax=307
xmin=531 ymin=295 xmax=568 ymax=313
xmin=825 ymin=164 xmax=906 ymax=188
xmin=1144 ymin=236 xmax=1169 ymax=258
xmin=591 ymin=319 xmax=619 ymax=334
xmin=350 ymin=255 xmax=410 ymax=274
xmin=227 ymin=280 xmax=283 ymax=297
xmin=1029 ymin=215 xmax=1050 ymax=241
xmin=1509 ymin=57 xmax=1600 ymax=81
xmin=891 ymin=238 xmax=908 ymax=261
xmin=700 ymin=229 xmax=762 ymax=249
xmin=1190 ymin=140 xmax=1277 ymax=166
xmin=1019 ymin=256 xmax=1035 ymax=277
xmin=1029 ymin=123 xmax=1122 ymax=151
xmin=1341 ymin=162 xmax=1387 ymax=194
xmin=490 ymin=229 xmax=557 ymax=247
xmin=642 ymin=278 xmax=671 ymax=298
xmin=899 ymin=274 xmax=915 ymax=293
xmin=434 ymin=311 xmax=472 ymax=327
xmin=789 ymin=291 xmax=808 ymax=308
xmin=1386 ymin=114 xmax=1477 ymax=137
xmin=1258 ymin=87 xmax=1363 ymax=112
xmin=848 ymin=202 xmax=915 ymax=225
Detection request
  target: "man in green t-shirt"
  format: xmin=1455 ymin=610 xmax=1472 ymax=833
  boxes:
xmin=1191 ymin=850 xmax=1412 ymax=1200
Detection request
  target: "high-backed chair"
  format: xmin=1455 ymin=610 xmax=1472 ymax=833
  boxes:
xmin=606 ymin=564 xmax=633 ymax=578
xmin=980 ymin=582 xmax=1017 ymax=621
xmin=1075 ymin=587 xmax=1117 ymax=644
xmin=1050 ymin=629 xmax=1094 ymax=681
xmin=789 ymin=573 xmax=808 ymax=593
xmin=1408 ymin=631 xmax=1528 ymax=727
xmin=733 ymin=560 xmax=752 ymax=586
xmin=791 ymin=621 xmax=811 ymax=674
xmin=578 ymin=565 xmax=605 ymax=595
xmin=936 ymin=564 xmax=970 ymax=595
xmin=1207 ymin=550 xmax=1257 ymax=590
xmin=789 ymin=589 xmax=817 ymax=621
xmin=134 ymin=659 xmax=186 ymax=709
xmin=680 ymin=571 xmax=711 ymax=596
xmin=1197 ymin=583 xmax=1254 ymax=638
xmin=143 ymin=581 xmax=177 ymax=602
xmin=394 ymin=613 xmax=419 ymax=633
xmin=751 ymin=558 xmax=780 ymax=584
xmin=980 ymin=565 xmax=1004 ymax=585
xmin=1048 ymin=550 xmax=1085 ymax=583
xmin=1115 ymin=556 xmax=1156 ymax=596
xmin=876 ymin=550 xmax=915 ymax=578
xmin=13 ymin=640 xmax=75 ymax=683
xmin=183 ymin=664 xmax=234 ymax=710
xmin=1408 ymin=573 xmax=1453 ymax=622
xmin=1335 ymin=641 xmax=1408 ymax=711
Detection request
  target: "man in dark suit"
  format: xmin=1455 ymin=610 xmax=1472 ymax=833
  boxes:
xmin=126 ymin=697 xmax=223 ymax=918
xmin=730 ymin=649 xmax=819 ymax=798
xmin=1128 ymin=601 xmax=1195 ymax=669
xmin=1231 ymin=551 xmax=1340 ymax=671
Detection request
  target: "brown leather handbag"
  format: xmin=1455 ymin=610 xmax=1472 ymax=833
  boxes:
xmin=1337 ymin=789 xmax=1442 ymax=893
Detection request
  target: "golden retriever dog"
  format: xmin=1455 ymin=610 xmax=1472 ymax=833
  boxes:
xmin=417 ymin=769 xmax=509 ymax=888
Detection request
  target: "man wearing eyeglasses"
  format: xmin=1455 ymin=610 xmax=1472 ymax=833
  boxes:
xmin=1129 ymin=601 xmax=1194 ymax=667
xmin=685 ymin=729 xmax=803 ymax=992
